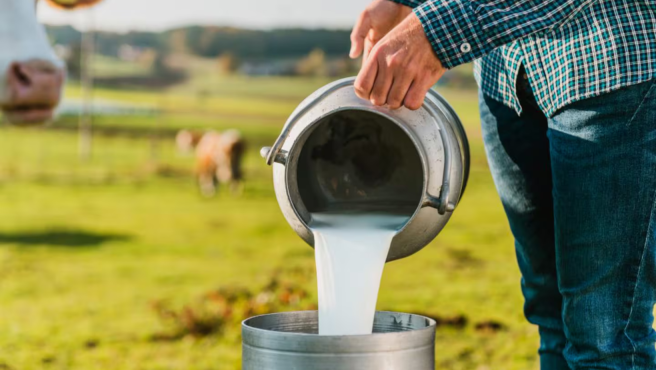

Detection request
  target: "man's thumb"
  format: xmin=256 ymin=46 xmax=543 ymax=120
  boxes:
xmin=350 ymin=12 xmax=370 ymax=58
xmin=350 ymin=43 xmax=362 ymax=59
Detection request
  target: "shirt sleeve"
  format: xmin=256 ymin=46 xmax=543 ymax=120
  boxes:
xmin=415 ymin=0 xmax=598 ymax=68
xmin=388 ymin=0 xmax=425 ymax=8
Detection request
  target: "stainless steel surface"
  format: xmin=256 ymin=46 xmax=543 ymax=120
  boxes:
xmin=260 ymin=147 xmax=270 ymax=159
xmin=242 ymin=311 xmax=436 ymax=370
xmin=260 ymin=146 xmax=287 ymax=165
xmin=265 ymin=79 xmax=355 ymax=166
xmin=263 ymin=77 xmax=470 ymax=261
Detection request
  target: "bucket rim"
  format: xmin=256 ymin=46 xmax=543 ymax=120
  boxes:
xmin=241 ymin=310 xmax=437 ymax=338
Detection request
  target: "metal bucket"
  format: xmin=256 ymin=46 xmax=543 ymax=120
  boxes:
xmin=242 ymin=311 xmax=436 ymax=370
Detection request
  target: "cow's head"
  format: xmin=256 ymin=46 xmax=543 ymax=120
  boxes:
xmin=0 ymin=0 xmax=101 ymax=125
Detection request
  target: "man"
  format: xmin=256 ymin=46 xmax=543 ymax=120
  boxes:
xmin=350 ymin=0 xmax=655 ymax=368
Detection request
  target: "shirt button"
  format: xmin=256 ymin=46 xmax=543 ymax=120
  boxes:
xmin=460 ymin=42 xmax=471 ymax=53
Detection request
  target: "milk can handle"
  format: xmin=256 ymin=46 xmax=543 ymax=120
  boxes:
xmin=421 ymin=94 xmax=457 ymax=215
xmin=262 ymin=78 xmax=355 ymax=166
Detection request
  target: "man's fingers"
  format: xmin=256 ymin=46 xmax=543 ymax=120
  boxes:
xmin=354 ymin=56 xmax=378 ymax=101
xmin=387 ymin=70 xmax=414 ymax=110
xmin=363 ymin=37 xmax=375 ymax=64
xmin=403 ymin=78 xmax=433 ymax=110
xmin=404 ymin=68 xmax=445 ymax=110
xmin=370 ymin=58 xmax=393 ymax=106
xmin=350 ymin=12 xmax=371 ymax=58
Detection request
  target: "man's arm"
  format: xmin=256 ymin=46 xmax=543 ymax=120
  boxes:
xmin=413 ymin=0 xmax=598 ymax=68
xmin=353 ymin=0 xmax=600 ymax=109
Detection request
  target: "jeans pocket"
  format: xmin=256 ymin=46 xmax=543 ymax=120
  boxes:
xmin=628 ymin=79 xmax=656 ymax=126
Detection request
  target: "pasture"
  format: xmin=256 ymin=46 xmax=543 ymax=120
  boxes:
xmin=0 ymin=73 xmax=540 ymax=369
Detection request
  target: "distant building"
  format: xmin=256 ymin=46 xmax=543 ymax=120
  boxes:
xmin=118 ymin=44 xmax=149 ymax=63
xmin=56 ymin=98 xmax=159 ymax=117
xmin=239 ymin=60 xmax=297 ymax=76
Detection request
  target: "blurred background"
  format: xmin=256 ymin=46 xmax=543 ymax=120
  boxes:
xmin=0 ymin=1 xmax=535 ymax=369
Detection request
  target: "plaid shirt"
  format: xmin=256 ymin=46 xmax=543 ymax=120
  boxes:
xmin=391 ymin=0 xmax=656 ymax=116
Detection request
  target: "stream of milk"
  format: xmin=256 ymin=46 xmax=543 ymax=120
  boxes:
xmin=310 ymin=212 xmax=410 ymax=336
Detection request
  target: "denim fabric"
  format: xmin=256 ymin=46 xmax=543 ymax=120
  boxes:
xmin=479 ymin=71 xmax=656 ymax=369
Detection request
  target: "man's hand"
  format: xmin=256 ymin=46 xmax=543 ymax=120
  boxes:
xmin=350 ymin=0 xmax=412 ymax=62
xmin=354 ymin=14 xmax=446 ymax=110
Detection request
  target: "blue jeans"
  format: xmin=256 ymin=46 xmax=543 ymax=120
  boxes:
xmin=479 ymin=73 xmax=656 ymax=369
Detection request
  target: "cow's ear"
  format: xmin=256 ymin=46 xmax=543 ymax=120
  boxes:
xmin=45 ymin=0 xmax=104 ymax=10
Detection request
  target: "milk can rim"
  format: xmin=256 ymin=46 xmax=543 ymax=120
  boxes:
xmin=283 ymin=105 xmax=429 ymax=239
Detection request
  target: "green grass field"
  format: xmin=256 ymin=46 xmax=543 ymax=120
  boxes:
xmin=0 ymin=73 xmax=541 ymax=369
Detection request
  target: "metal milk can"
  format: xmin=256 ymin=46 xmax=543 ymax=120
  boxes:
xmin=261 ymin=77 xmax=470 ymax=261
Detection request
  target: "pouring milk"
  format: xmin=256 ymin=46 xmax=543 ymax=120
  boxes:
xmin=310 ymin=211 xmax=410 ymax=335
xmin=261 ymin=79 xmax=469 ymax=338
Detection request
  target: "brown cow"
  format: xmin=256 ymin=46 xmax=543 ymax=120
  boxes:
xmin=0 ymin=0 xmax=103 ymax=125
xmin=176 ymin=129 xmax=246 ymax=197
xmin=175 ymin=129 xmax=204 ymax=155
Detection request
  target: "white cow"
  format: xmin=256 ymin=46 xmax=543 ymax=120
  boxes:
xmin=0 ymin=0 xmax=101 ymax=125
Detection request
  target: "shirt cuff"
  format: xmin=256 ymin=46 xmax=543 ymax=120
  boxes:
xmin=388 ymin=0 xmax=424 ymax=8
xmin=414 ymin=0 xmax=491 ymax=69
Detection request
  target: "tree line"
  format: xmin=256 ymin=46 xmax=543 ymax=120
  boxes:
xmin=46 ymin=25 xmax=351 ymax=60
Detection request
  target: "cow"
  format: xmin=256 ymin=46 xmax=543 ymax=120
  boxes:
xmin=177 ymin=129 xmax=246 ymax=197
xmin=175 ymin=129 xmax=204 ymax=155
xmin=0 ymin=0 xmax=102 ymax=125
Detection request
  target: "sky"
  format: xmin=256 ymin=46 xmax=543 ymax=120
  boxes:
xmin=37 ymin=0 xmax=371 ymax=32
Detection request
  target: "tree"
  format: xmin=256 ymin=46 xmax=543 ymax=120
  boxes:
xmin=65 ymin=42 xmax=83 ymax=79
xmin=217 ymin=52 xmax=240 ymax=75
xmin=295 ymin=49 xmax=327 ymax=77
